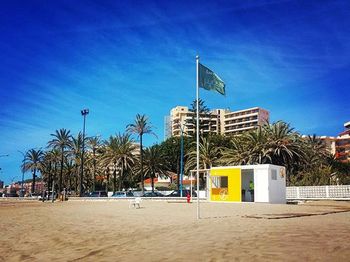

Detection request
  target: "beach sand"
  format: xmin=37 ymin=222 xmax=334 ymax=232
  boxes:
xmin=0 ymin=199 xmax=349 ymax=261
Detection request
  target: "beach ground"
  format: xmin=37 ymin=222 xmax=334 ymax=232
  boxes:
xmin=0 ymin=199 xmax=349 ymax=261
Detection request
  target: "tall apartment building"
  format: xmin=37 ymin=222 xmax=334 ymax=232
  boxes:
xmin=319 ymin=121 xmax=350 ymax=162
xmin=164 ymin=106 xmax=269 ymax=139
xmin=224 ymin=107 xmax=270 ymax=135
xmin=335 ymin=121 xmax=350 ymax=162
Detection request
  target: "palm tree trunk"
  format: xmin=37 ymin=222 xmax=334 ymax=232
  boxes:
xmin=53 ymin=162 xmax=57 ymax=193
xmin=75 ymin=166 xmax=78 ymax=193
xmin=140 ymin=135 xmax=144 ymax=194
xmin=118 ymin=167 xmax=124 ymax=191
xmin=32 ymin=169 xmax=36 ymax=193
xmin=113 ymin=164 xmax=117 ymax=194
xmin=59 ymin=147 xmax=64 ymax=193
xmin=69 ymin=173 xmax=72 ymax=192
xmin=113 ymin=170 xmax=117 ymax=194
xmin=151 ymin=175 xmax=155 ymax=193
xmin=93 ymin=150 xmax=96 ymax=192
xmin=48 ymin=162 xmax=52 ymax=193
xmin=105 ymin=173 xmax=109 ymax=193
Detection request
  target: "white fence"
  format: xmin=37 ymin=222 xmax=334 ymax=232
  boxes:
xmin=286 ymin=185 xmax=350 ymax=200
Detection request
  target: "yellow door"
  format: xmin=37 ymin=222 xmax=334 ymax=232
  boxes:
xmin=210 ymin=168 xmax=241 ymax=202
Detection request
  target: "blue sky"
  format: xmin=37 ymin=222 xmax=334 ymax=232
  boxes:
xmin=0 ymin=0 xmax=349 ymax=184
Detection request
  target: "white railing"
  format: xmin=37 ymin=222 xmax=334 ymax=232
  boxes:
xmin=286 ymin=185 xmax=350 ymax=200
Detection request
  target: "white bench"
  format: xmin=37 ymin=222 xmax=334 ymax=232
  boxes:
xmin=129 ymin=197 xmax=142 ymax=209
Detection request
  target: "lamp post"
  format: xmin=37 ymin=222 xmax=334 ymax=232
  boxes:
xmin=80 ymin=108 xmax=89 ymax=197
xmin=179 ymin=125 xmax=184 ymax=197
xmin=17 ymin=151 xmax=26 ymax=197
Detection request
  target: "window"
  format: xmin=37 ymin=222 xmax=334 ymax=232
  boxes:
xmin=221 ymin=176 xmax=228 ymax=187
xmin=211 ymin=176 xmax=228 ymax=188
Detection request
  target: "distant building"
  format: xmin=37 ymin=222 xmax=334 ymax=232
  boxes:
xmin=224 ymin=107 xmax=270 ymax=135
xmin=0 ymin=180 xmax=4 ymax=189
xmin=319 ymin=121 xmax=350 ymax=162
xmin=335 ymin=122 xmax=350 ymax=162
xmin=7 ymin=181 xmax=46 ymax=194
xmin=319 ymin=136 xmax=336 ymax=155
xmin=165 ymin=106 xmax=269 ymax=139
xmin=344 ymin=121 xmax=350 ymax=129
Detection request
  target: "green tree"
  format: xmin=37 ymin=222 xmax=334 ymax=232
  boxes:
xmin=102 ymin=133 xmax=138 ymax=193
xmin=70 ymin=132 xmax=84 ymax=193
xmin=185 ymin=136 xmax=222 ymax=189
xmin=188 ymin=99 xmax=211 ymax=136
xmin=48 ymin=128 xmax=72 ymax=193
xmin=220 ymin=121 xmax=305 ymax=184
xmin=159 ymin=136 xmax=193 ymax=189
xmin=127 ymin=114 xmax=156 ymax=194
xmin=143 ymin=145 xmax=169 ymax=192
xmin=290 ymin=135 xmax=335 ymax=186
xmin=23 ymin=149 xmax=44 ymax=193
xmin=44 ymin=149 xmax=61 ymax=193
xmin=186 ymin=136 xmax=221 ymax=171
xmin=87 ymin=136 xmax=102 ymax=192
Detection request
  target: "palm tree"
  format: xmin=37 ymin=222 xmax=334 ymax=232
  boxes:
xmin=39 ymin=150 xmax=54 ymax=192
xmin=48 ymin=128 xmax=72 ymax=193
xmin=220 ymin=136 xmax=252 ymax=165
xmin=70 ymin=132 xmax=84 ymax=193
xmin=186 ymin=136 xmax=221 ymax=171
xmin=127 ymin=114 xmax=156 ymax=194
xmin=63 ymin=159 xmax=75 ymax=192
xmin=39 ymin=149 xmax=61 ymax=194
xmin=262 ymin=121 xmax=304 ymax=170
xmin=87 ymin=136 xmax=102 ymax=191
xmin=185 ymin=136 xmax=221 ymax=189
xmin=143 ymin=145 xmax=169 ymax=192
xmin=23 ymin=149 xmax=44 ymax=193
xmin=102 ymin=133 xmax=138 ymax=193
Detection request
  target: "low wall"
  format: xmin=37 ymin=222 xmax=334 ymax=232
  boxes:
xmin=286 ymin=185 xmax=350 ymax=200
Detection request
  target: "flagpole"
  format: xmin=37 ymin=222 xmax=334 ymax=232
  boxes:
xmin=196 ymin=55 xmax=200 ymax=220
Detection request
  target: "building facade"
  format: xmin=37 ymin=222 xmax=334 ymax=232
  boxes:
xmin=224 ymin=107 xmax=270 ymax=135
xmin=319 ymin=121 xmax=350 ymax=162
xmin=165 ymin=106 xmax=269 ymax=139
xmin=335 ymin=122 xmax=350 ymax=162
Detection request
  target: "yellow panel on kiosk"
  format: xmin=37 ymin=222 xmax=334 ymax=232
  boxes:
xmin=210 ymin=168 xmax=241 ymax=202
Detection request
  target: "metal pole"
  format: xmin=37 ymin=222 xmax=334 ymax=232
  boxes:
xmin=190 ymin=170 xmax=193 ymax=199
xmin=196 ymin=55 xmax=200 ymax=219
xmin=180 ymin=126 xmax=184 ymax=197
xmin=80 ymin=109 xmax=89 ymax=197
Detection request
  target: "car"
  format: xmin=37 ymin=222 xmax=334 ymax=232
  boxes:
xmin=5 ymin=192 xmax=19 ymax=197
xmin=167 ymin=190 xmax=197 ymax=197
xmin=89 ymin=191 xmax=108 ymax=197
xmin=111 ymin=191 xmax=134 ymax=198
xmin=142 ymin=191 xmax=165 ymax=197
xmin=28 ymin=193 xmax=42 ymax=199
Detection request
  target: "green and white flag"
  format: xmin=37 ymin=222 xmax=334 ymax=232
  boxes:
xmin=198 ymin=63 xmax=225 ymax=95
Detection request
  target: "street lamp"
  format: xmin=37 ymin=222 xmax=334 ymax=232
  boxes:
xmin=80 ymin=108 xmax=89 ymax=197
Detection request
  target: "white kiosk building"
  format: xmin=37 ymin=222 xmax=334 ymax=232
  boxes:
xmin=209 ymin=164 xmax=286 ymax=204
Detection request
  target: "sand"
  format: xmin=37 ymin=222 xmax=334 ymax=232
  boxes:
xmin=0 ymin=199 xmax=349 ymax=261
